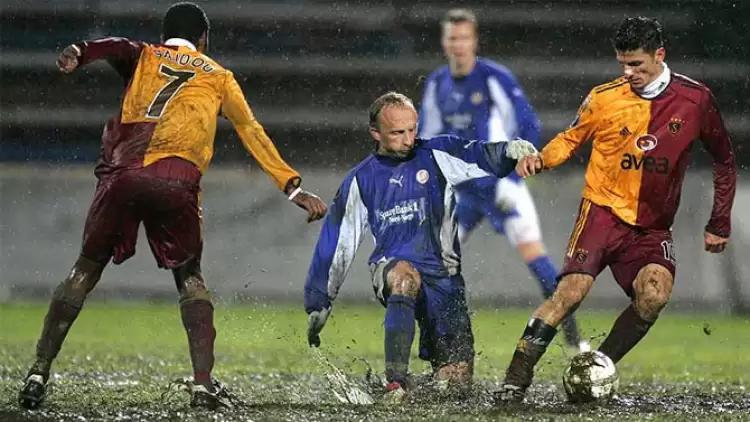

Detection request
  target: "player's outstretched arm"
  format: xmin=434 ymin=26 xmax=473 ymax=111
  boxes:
xmin=304 ymin=174 xmax=369 ymax=346
xmin=221 ymin=74 xmax=327 ymax=222
xmin=56 ymin=37 xmax=143 ymax=79
xmin=700 ymin=92 xmax=737 ymax=253
xmin=536 ymin=90 xmax=600 ymax=173
xmin=424 ymin=135 xmax=536 ymax=184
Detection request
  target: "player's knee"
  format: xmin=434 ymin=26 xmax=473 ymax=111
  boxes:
xmin=173 ymin=259 xmax=211 ymax=303
xmin=516 ymin=240 xmax=546 ymax=263
xmin=54 ymin=256 xmax=105 ymax=305
xmin=550 ymin=273 xmax=594 ymax=313
xmin=634 ymin=264 xmax=674 ymax=320
xmin=386 ymin=261 xmax=421 ymax=298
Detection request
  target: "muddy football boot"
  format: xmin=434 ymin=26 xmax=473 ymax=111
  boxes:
xmin=19 ymin=374 xmax=47 ymax=409
xmin=190 ymin=378 xmax=235 ymax=410
xmin=381 ymin=381 xmax=407 ymax=405
xmin=493 ymin=383 xmax=526 ymax=404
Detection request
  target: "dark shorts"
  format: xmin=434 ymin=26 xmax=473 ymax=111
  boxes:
xmin=371 ymin=259 xmax=475 ymax=368
xmin=561 ymin=199 xmax=677 ymax=297
xmin=81 ymin=157 xmax=202 ymax=269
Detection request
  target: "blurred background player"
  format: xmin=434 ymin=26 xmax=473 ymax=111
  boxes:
xmin=18 ymin=2 xmax=327 ymax=411
xmin=304 ymin=92 xmax=537 ymax=402
xmin=417 ymin=8 xmax=585 ymax=351
xmin=497 ymin=16 xmax=737 ymax=403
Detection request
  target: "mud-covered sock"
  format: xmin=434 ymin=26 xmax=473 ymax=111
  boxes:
xmin=384 ymin=295 xmax=416 ymax=386
xmin=598 ymin=305 xmax=653 ymax=364
xmin=32 ymin=298 xmax=84 ymax=381
xmin=504 ymin=317 xmax=558 ymax=390
xmin=180 ymin=299 xmax=217 ymax=391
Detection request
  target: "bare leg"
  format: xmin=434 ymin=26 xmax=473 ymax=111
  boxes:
xmin=517 ymin=241 xmax=584 ymax=348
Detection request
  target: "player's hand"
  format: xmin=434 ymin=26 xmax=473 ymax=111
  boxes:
xmin=515 ymin=155 xmax=543 ymax=178
xmin=291 ymin=190 xmax=328 ymax=222
xmin=56 ymin=44 xmax=81 ymax=74
xmin=704 ymin=231 xmax=728 ymax=253
xmin=307 ymin=306 xmax=331 ymax=347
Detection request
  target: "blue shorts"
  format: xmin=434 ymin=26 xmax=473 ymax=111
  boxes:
xmin=371 ymin=259 xmax=475 ymax=368
xmin=455 ymin=176 xmax=516 ymax=235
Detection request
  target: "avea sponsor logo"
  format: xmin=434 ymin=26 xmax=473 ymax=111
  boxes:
xmin=377 ymin=200 xmax=424 ymax=225
xmin=620 ymin=153 xmax=670 ymax=174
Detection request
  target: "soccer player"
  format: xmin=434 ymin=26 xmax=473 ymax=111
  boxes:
xmin=418 ymin=8 xmax=585 ymax=351
xmin=496 ymin=17 xmax=737 ymax=403
xmin=303 ymin=92 xmax=538 ymax=403
xmin=18 ymin=2 xmax=327 ymax=410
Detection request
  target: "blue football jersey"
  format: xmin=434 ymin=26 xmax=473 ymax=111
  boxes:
xmin=418 ymin=57 xmax=541 ymax=147
xmin=304 ymin=135 xmax=518 ymax=310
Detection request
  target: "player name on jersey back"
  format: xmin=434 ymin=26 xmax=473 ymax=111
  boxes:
xmin=153 ymin=47 xmax=216 ymax=73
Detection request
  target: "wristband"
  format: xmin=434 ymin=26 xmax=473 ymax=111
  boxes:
xmin=287 ymin=187 xmax=302 ymax=201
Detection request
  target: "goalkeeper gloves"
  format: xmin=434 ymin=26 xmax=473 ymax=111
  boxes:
xmin=505 ymin=139 xmax=538 ymax=160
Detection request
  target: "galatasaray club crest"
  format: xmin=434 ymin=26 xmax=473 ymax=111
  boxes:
xmin=471 ymin=92 xmax=483 ymax=105
xmin=574 ymin=249 xmax=588 ymax=264
xmin=668 ymin=117 xmax=683 ymax=134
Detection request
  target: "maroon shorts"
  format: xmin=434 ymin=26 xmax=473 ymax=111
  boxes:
xmin=560 ymin=199 xmax=676 ymax=297
xmin=81 ymin=157 xmax=202 ymax=269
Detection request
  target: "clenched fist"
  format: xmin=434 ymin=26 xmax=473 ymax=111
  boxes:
xmin=56 ymin=44 xmax=81 ymax=74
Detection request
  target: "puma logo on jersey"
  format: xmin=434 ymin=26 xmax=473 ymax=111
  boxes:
xmin=389 ymin=175 xmax=403 ymax=187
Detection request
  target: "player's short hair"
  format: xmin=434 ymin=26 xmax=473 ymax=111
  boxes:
xmin=368 ymin=92 xmax=415 ymax=129
xmin=612 ymin=17 xmax=664 ymax=54
xmin=162 ymin=2 xmax=210 ymax=46
xmin=441 ymin=8 xmax=478 ymax=31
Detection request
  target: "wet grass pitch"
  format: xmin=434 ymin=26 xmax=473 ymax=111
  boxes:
xmin=1 ymin=301 xmax=749 ymax=421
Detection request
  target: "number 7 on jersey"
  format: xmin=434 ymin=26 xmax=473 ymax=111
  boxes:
xmin=146 ymin=64 xmax=196 ymax=118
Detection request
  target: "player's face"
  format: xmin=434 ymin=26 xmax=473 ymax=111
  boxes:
xmin=370 ymin=105 xmax=418 ymax=159
xmin=442 ymin=22 xmax=478 ymax=69
xmin=616 ymin=47 xmax=666 ymax=90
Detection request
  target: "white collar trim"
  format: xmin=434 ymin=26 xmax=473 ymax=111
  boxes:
xmin=637 ymin=62 xmax=671 ymax=99
xmin=164 ymin=38 xmax=197 ymax=51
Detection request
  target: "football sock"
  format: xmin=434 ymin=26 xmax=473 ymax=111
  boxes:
xmin=504 ymin=317 xmax=557 ymax=390
xmin=180 ymin=298 xmax=216 ymax=390
xmin=528 ymin=255 xmax=558 ymax=296
xmin=598 ymin=305 xmax=654 ymax=364
xmin=384 ymin=294 xmax=416 ymax=386
xmin=32 ymin=298 xmax=84 ymax=381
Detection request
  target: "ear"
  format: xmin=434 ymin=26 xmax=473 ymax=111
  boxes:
xmin=197 ymin=31 xmax=208 ymax=53
xmin=655 ymin=47 xmax=666 ymax=63
xmin=369 ymin=126 xmax=381 ymax=142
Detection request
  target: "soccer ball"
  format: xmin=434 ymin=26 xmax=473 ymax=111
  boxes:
xmin=562 ymin=350 xmax=619 ymax=404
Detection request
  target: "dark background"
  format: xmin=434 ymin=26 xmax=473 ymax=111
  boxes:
xmin=1 ymin=0 xmax=748 ymax=170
